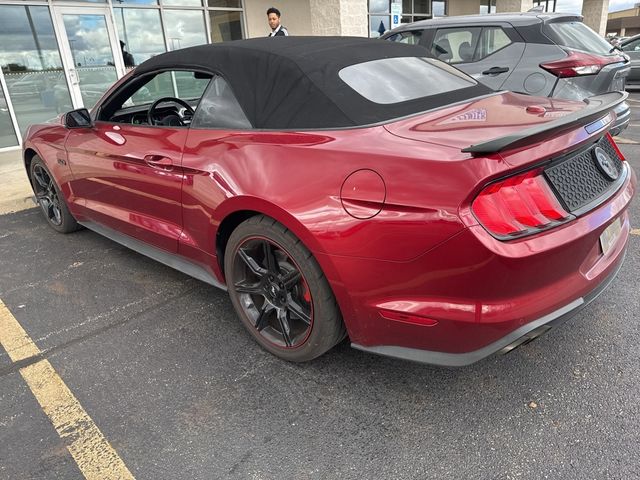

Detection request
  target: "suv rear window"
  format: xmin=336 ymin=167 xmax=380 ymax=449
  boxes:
xmin=544 ymin=21 xmax=613 ymax=55
xmin=339 ymin=57 xmax=477 ymax=104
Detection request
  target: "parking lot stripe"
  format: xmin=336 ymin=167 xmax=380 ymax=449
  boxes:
xmin=632 ymin=229 xmax=640 ymax=236
xmin=612 ymin=137 xmax=640 ymax=144
xmin=0 ymin=300 xmax=135 ymax=480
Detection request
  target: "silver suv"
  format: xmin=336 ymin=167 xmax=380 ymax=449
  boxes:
xmin=382 ymin=12 xmax=630 ymax=135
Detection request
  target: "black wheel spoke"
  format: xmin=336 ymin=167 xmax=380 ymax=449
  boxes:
xmin=234 ymin=281 xmax=264 ymax=295
xmin=33 ymin=168 xmax=49 ymax=189
xmin=287 ymin=298 xmax=312 ymax=325
xmin=280 ymin=269 xmax=301 ymax=290
xmin=46 ymin=201 xmax=55 ymax=218
xmin=38 ymin=196 xmax=51 ymax=209
xmin=263 ymin=241 xmax=279 ymax=274
xmin=51 ymin=203 xmax=62 ymax=225
xmin=277 ymin=309 xmax=293 ymax=347
xmin=238 ymin=248 xmax=267 ymax=277
xmin=255 ymin=304 xmax=273 ymax=332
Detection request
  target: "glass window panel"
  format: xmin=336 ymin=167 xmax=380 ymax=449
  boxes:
xmin=163 ymin=0 xmax=202 ymax=7
xmin=414 ymin=0 xmax=429 ymax=13
xmin=209 ymin=11 xmax=244 ymax=43
xmin=477 ymin=27 xmax=512 ymax=59
xmin=479 ymin=0 xmax=495 ymax=14
xmin=114 ymin=8 xmax=165 ymax=70
xmin=433 ymin=0 xmax=446 ymax=16
xmin=174 ymin=71 xmax=210 ymax=99
xmin=544 ymin=21 xmax=613 ymax=55
xmin=432 ymin=27 xmax=482 ymax=63
xmin=62 ymin=14 xmax=119 ymax=109
xmin=369 ymin=15 xmax=390 ymax=38
xmin=0 ymin=5 xmax=73 ymax=136
xmin=388 ymin=30 xmax=422 ymax=44
xmin=192 ymin=76 xmax=250 ymax=129
xmin=164 ymin=10 xmax=207 ymax=50
xmin=207 ymin=0 xmax=242 ymax=7
xmin=369 ymin=0 xmax=389 ymax=13
xmin=622 ymin=39 xmax=640 ymax=51
xmin=0 ymin=82 xmax=19 ymax=148
xmin=126 ymin=70 xmax=210 ymax=106
xmin=402 ymin=0 xmax=411 ymax=13
xmin=339 ymin=57 xmax=476 ymax=104
xmin=112 ymin=0 xmax=158 ymax=4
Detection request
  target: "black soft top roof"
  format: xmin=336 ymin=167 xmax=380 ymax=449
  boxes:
xmin=134 ymin=36 xmax=490 ymax=129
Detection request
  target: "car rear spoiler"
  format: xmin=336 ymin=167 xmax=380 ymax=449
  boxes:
xmin=462 ymin=91 xmax=628 ymax=155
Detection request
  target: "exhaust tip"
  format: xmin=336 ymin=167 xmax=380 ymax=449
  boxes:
xmin=499 ymin=325 xmax=553 ymax=355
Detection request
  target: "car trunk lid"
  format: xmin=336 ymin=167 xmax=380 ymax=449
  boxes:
xmin=384 ymin=91 xmax=591 ymax=156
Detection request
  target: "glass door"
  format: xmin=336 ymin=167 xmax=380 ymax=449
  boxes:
xmin=52 ymin=7 xmax=124 ymax=110
xmin=0 ymin=71 xmax=19 ymax=149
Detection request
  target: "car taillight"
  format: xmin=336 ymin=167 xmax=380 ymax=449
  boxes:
xmin=472 ymin=169 xmax=571 ymax=238
xmin=540 ymin=51 xmax=626 ymax=78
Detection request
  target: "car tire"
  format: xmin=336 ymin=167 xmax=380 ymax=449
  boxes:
xmin=29 ymin=156 xmax=80 ymax=234
xmin=225 ymin=215 xmax=346 ymax=362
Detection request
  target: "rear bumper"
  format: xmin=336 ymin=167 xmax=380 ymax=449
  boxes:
xmin=351 ymin=250 xmax=625 ymax=366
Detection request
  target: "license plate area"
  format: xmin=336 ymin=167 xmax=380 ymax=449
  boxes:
xmin=600 ymin=217 xmax=622 ymax=256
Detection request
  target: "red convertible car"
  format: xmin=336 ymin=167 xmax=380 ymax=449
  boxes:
xmin=23 ymin=37 xmax=635 ymax=366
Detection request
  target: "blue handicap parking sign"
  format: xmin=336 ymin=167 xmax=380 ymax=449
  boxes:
xmin=393 ymin=15 xmax=399 ymax=23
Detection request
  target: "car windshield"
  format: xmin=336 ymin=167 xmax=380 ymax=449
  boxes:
xmin=544 ymin=21 xmax=613 ymax=55
xmin=338 ymin=57 xmax=477 ymax=105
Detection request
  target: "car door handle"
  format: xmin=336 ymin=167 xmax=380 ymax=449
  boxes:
xmin=482 ymin=66 xmax=510 ymax=75
xmin=144 ymin=155 xmax=173 ymax=168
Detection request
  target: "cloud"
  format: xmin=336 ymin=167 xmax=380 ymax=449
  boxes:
xmin=163 ymin=10 xmax=208 ymax=50
xmin=555 ymin=0 xmax=638 ymax=13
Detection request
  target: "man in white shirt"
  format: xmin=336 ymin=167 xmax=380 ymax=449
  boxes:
xmin=267 ymin=7 xmax=289 ymax=37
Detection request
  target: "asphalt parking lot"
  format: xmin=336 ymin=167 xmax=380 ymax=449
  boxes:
xmin=1 ymin=96 xmax=640 ymax=480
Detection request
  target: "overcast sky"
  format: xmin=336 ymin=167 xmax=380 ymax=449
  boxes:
xmin=556 ymin=0 xmax=638 ymax=13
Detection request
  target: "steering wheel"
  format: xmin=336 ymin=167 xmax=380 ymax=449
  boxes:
xmin=147 ymin=97 xmax=195 ymax=126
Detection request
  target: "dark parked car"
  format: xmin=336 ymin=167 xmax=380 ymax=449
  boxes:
xmin=23 ymin=37 xmax=635 ymax=366
xmin=619 ymin=34 xmax=640 ymax=88
xmin=382 ymin=12 xmax=631 ymax=135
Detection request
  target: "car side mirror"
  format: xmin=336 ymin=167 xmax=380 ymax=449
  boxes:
xmin=65 ymin=108 xmax=93 ymax=129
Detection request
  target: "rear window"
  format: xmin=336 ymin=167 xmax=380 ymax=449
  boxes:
xmin=544 ymin=21 xmax=613 ymax=55
xmin=338 ymin=57 xmax=477 ymax=105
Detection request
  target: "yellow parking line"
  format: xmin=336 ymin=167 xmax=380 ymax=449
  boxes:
xmin=612 ymin=137 xmax=640 ymax=145
xmin=631 ymin=228 xmax=640 ymax=236
xmin=0 ymin=300 xmax=135 ymax=480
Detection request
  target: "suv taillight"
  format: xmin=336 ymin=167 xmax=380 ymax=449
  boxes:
xmin=472 ymin=169 xmax=570 ymax=238
xmin=540 ymin=51 xmax=626 ymax=78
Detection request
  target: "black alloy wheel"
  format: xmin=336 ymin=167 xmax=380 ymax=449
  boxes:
xmin=233 ymin=236 xmax=313 ymax=348
xmin=29 ymin=156 xmax=80 ymax=233
xmin=225 ymin=215 xmax=345 ymax=361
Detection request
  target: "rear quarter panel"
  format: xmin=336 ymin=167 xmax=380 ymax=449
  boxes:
xmin=180 ymin=127 xmax=492 ymax=265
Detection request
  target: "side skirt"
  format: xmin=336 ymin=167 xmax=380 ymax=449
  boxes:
xmin=79 ymin=220 xmax=227 ymax=291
